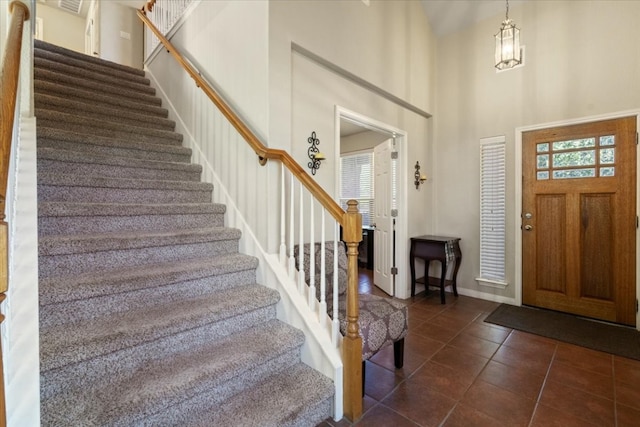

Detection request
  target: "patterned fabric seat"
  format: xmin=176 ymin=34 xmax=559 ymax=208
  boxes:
xmin=338 ymin=293 xmax=408 ymax=361
xmin=294 ymin=242 xmax=408 ymax=367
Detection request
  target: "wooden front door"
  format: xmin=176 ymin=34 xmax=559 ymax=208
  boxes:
xmin=522 ymin=117 xmax=637 ymax=326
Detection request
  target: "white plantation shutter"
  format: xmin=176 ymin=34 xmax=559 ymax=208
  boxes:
xmin=479 ymin=137 xmax=507 ymax=283
xmin=340 ymin=152 xmax=374 ymax=227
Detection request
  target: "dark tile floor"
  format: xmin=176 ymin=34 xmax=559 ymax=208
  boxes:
xmin=317 ymin=269 xmax=640 ymax=427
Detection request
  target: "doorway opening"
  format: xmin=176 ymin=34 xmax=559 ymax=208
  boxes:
xmin=335 ymin=106 xmax=408 ymax=298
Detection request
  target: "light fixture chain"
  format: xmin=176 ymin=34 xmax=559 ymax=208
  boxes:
xmin=506 ymin=0 xmax=510 ymax=20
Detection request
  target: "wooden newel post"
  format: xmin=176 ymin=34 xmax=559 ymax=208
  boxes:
xmin=342 ymin=200 xmax=363 ymax=421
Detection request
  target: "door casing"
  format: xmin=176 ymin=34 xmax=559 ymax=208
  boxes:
xmin=515 ymin=110 xmax=640 ymax=330
xmin=335 ymin=106 xmax=409 ymax=298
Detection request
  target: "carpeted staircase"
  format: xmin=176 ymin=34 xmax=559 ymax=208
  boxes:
xmin=35 ymin=40 xmax=333 ymax=426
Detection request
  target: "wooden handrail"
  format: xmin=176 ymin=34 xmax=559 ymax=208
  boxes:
xmin=1 ymin=0 xmax=29 ymax=231
xmin=0 ymin=2 xmax=30 ymax=425
xmin=136 ymin=9 xmax=344 ymax=223
xmin=138 ymin=6 xmax=363 ymax=420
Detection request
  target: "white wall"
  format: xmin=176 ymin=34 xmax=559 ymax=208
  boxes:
xmin=98 ymin=1 xmax=143 ymax=68
xmin=270 ymin=0 xmax=437 ymax=293
xmin=341 ymin=130 xmax=389 ymax=155
xmin=434 ymin=1 xmax=640 ymax=300
xmin=146 ymin=0 xmax=272 ymax=249
xmin=146 ymin=0 xmax=438 ymax=295
xmin=35 ymin=3 xmax=85 ymax=53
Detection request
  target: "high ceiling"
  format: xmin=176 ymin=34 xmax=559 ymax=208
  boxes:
xmin=41 ymin=0 xmax=527 ymax=38
xmin=421 ymin=0 xmax=528 ymax=37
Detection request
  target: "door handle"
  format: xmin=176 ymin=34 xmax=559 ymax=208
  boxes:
xmin=524 ymin=224 xmax=533 ymax=231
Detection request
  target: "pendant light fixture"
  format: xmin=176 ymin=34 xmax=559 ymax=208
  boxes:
xmin=494 ymin=0 xmax=522 ymax=70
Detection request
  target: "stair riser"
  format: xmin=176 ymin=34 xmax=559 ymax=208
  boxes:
xmin=35 ymin=49 xmax=151 ymax=86
xmin=186 ymin=365 xmax=334 ymax=427
xmin=34 ymin=80 xmax=166 ymax=114
xmin=35 ymin=40 xmax=146 ymax=78
xmin=35 ymin=69 xmax=161 ymax=106
xmin=38 ymin=185 xmax=211 ymax=205
xmin=35 ymin=97 xmax=176 ymax=132
xmin=39 ymin=253 xmax=255 ymax=306
xmin=38 ymin=139 xmax=190 ymax=163
xmin=37 ymin=116 xmax=182 ymax=146
xmin=38 ymin=212 xmax=224 ymax=236
xmin=35 ymin=57 xmax=156 ymax=96
xmin=37 ymin=159 xmax=201 ymax=182
xmin=40 ymin=268 xmax=257 ymax=328
xmin=39 ymin=239 xmax=239 ymax=278
xmin=41 ymin=305 xmax=278 ymax=400
xmin=123 ymin=350 xmax=302 ymax=427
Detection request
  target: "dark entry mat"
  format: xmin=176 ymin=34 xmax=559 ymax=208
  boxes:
xmin=485 ymin=304 xmax=640 ymax=360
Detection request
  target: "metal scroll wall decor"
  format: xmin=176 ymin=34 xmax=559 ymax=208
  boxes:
xmin=307 ymin=131 xmax=325 ymax=175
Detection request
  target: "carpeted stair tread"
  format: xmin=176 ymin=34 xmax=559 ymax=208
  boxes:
xmin=35 ymin=39 xmax=146 ymax=77
xmin=35 ymin=68 xmax=162 ymax=106
xmin=38 ymin=171 xmax=210 ymax=193
xmin=35 ymin=93 xmax=176 ymax=131
xmin=39 ymin=252 xmax=257 ymax=306
xmin=37 ymin=126 xmax=184 ymax=153
xmin=38 ymin=200 xmax=225 ymax=235
xmin=39 ymin=201 xmax=223 ymax=218
xmin=40 ymin=304 xmax=280 ymax=404
xmin=37 ymin=147 xmax=201 ymax=182
xmin=37 ymin=128 xmax=189 ymax=163
xmin=34 ymin=57 xmax=156 ymax=96
xmin=39 ymin=226 xmax=240 ymax=256
xmin=42 ymin=320 xmax=307 ymax=426
xmin=183 ymin=362 xmax=334 ymax=427
xmin=38 ymin=227 xmax=241 ymax=278
xmin=36 ymin=108 xmax=182 ymax=143
xmin=35 ymin=46 xmax=150 ymax=85
xmin=35 ymin=79 xmax=168 ymax=117
xmin=39 ymin=256 xmax=259 ymax=328
xmin=38 ymin=180 xmax=212 ymax=205
xmin=40 ymin=284 xmax=282 ymax=372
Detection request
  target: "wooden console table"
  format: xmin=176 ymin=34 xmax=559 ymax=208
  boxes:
xmin=409 ymin=235 xmax=462 ymax=304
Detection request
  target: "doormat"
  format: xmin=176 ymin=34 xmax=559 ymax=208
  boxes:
xmin=485 ymin=304 xmax=640 ymax=361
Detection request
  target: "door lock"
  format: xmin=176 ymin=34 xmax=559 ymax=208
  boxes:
xmin=524 ymin=224 xmax=533 ymax=231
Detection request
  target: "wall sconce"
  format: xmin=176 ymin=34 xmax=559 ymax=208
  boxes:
xmin=307 ymin=131 xmax=325 ymax=175
xmin=414 ymin=161 xmax=427 ymax=189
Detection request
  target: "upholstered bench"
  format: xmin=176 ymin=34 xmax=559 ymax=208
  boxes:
xmin=294 ymin=242 xmax=408 ymax=385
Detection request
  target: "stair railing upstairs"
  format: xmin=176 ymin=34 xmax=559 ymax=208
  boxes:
xmin=0 ymin=1 xmax=30 ymax=424
xmin=138 ymin=2 xmax=364 ymax=420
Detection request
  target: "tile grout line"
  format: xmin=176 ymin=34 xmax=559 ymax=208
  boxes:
xmin=527 ymin=342 xmax=558 ymax=427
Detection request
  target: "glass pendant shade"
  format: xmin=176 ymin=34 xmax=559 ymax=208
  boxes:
xmin=495 ymin=19 xmax=521 ymax=70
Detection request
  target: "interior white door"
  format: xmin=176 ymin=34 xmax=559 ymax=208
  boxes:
xmin=373 ymin=139 xmax=394 ymax=295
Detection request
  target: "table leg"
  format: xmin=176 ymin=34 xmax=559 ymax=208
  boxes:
xmin=410 ymin=245 xmax=416 ymax=297
xmin=451 ymin=242 xmax=462 ymax=297
xmin=439 ymin=259 xmax=447 ymax=304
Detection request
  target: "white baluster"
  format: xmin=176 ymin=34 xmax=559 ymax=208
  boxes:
xmin=319 ymin=210 xmax=327 ymax=328
xmin=279 ymin=165 xmax=286 ymax=265
xmin=288 ymin=174 xmax=295 ymax=280
xmin=332 ymin=222 xmax=340 ymax=346
xmin=309 ymin=195 xmax=315 ymax=311
xmin=298 ymin=183 xmax=305 ymax=295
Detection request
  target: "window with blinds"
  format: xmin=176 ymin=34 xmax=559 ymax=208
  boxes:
xmin=477 ymin=136 xmax=508 ymax=288
xmin=340 ymin=152 xmax=374 ymax=227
